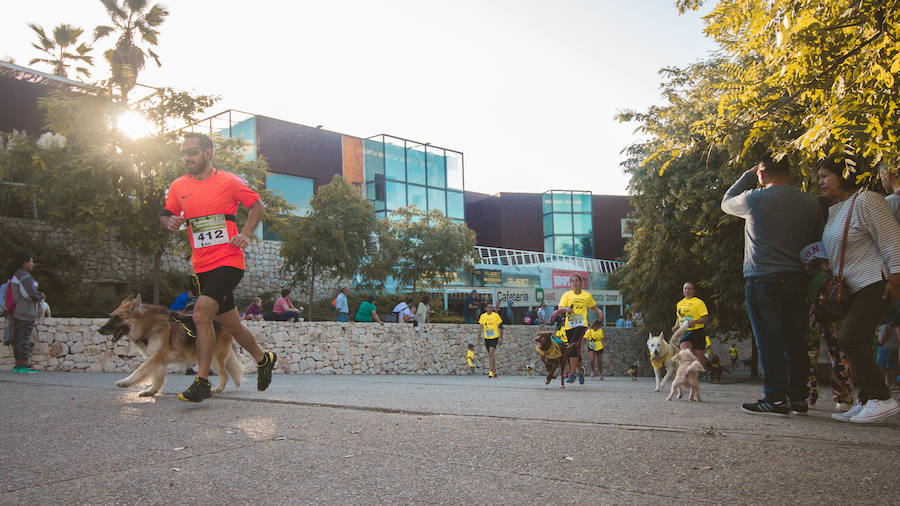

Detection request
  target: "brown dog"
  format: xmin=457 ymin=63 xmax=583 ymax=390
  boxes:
xmin=98 ymin=294 xmax=243 ymax=397
xmin=708 ymin=354 xmax=724 ymax=383
xmin=535 ymin=331 xmax=569 ymax=389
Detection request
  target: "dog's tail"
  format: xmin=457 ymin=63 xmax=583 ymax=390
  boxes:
xmin=687 ymin=360 xmax=705 ymax=373
xmin=669 ymin=322 xmax=690 ymax=348
xmin=225 ymin=350 xmax=245 ymax=387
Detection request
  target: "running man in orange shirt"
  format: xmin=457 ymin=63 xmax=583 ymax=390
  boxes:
xmin=160 ymin=133 xmax=276 ymax=402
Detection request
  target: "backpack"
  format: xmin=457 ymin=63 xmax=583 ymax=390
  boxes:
xmin=385 ymin=312 xmax=398 ymax=323
xmin=3 ymin=280 xmax=15 ymax=315
xmin=330 ymin=297 xmax=337 ymax=311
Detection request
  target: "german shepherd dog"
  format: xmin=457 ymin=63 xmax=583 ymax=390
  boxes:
xmin=98 ymin=295 xmax=243 ymax=397
xmin=535 ymin=331 xmax=569 ymax=389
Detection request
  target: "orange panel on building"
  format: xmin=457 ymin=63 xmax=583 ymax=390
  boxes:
xmin=342 ymin=135 xmax=364 ymax=185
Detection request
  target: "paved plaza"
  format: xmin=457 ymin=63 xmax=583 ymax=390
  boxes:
xmin=1 ymin=371 xmax=898 ymax=504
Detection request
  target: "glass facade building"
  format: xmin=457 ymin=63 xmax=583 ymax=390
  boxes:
xmin=542 ymin=190 xmax=593 ymax=257
xmin=364 ymin=135 xmax=465 ymax=223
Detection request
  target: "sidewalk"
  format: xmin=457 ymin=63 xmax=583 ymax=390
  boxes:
xmin=1 ymin=372 xmax=898 ymax=504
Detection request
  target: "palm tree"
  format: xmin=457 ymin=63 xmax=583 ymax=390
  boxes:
xmin=93 ymin=0 xmax=169 ymax=100
xmin=28 ymin=23 xmax=94 ymax=80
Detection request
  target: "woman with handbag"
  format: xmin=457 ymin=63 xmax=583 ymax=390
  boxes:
xmin=818 ymin=156 xmax=900 ymax=423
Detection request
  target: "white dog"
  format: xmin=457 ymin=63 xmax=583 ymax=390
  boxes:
xmin=37 ymin=300 xmax=51 ymax=324
xmin=647 ymin=330 xmax=680 ymax=392
xmin=666 ymin=349 xmax=706 ymax=402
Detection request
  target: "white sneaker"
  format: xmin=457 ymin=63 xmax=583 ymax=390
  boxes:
xmin=849 ymin=399 xmax=900 ymax=424
xmin=831 ymin=402 xmax=864 ymax=422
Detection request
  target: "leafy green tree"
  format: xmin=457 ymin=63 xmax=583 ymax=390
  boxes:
xmin=93 ymin=0 xmax=169 ymax=100
xmin=674 ymin=0 xmax=900 ymax=183
xmin=279 ymin=175 xmax=379 ymax=319
xmin=19 ymin=91 xmax=290 ymax=303
xmin=383 ymin=206 xmax=478 ymax=294
xmin=27 ymin=23 xmax=94 ymax=80
xmin=612 ymin=60 xmax=759 ymax=375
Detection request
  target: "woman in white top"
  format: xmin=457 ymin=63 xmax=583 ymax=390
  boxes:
xmin=818 ymin=156 xmax=900 ymax=423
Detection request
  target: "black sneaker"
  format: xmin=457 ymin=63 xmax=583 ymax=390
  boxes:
xmin=741 ymin=399 xmax=790 ymax=417
xmin=178 ymin=376 xmax=212 ymax=402
xmin=257 ymin=351 xmax=277 ymax=391
xmin=789 ymin=400 xmax=809 ymax=416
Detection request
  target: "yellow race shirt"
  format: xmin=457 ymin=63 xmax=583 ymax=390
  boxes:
xmin=558 ymin=290 xmax=597 ymax=329
xmin=729 ymin=347 xmax=738 ymax=358
xmin=478 ymin=312 xmax=503 ymax=339
xmin=583 ymin=327 xmax=604 ymax=351
xmin=675 ymin=297 xmax=708 ymax=331
xmin=466 ymin=350 xmax=475 ymax=367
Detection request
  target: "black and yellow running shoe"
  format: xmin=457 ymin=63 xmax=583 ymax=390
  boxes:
xmin=178 ymin=376 xmax=212 ymax=402
xmin=257 ymin=351 xmax=277 ymax=391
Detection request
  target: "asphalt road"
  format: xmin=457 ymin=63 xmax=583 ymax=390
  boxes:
xmin=1 ymin=371 xmax=898 ymax=505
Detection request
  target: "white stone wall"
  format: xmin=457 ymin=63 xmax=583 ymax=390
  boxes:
xmin=0 ymin=319 xmax=700 ymax=377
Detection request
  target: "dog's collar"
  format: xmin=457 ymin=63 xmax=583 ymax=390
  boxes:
xmin=650 ymin=349 xmax=670 ymax=370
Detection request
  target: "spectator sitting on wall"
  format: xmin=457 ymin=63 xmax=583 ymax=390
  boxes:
xmin=266 ymin=288 xmax=302 ymax=322
xmin=392 ymin=297 xmax=417 ymax=326
xmin=243 ymin=297 xmax=263 ymax=321
xmin=615 ymin=315 xmax=626 ymax=328
xmin=624 ymin=313 xmax=634 ymax=328
xmin=354 ymin=295 xmax=383 ymax=323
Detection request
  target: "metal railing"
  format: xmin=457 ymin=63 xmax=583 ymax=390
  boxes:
xmin=475 ymin=245 xmax=623 ymax=273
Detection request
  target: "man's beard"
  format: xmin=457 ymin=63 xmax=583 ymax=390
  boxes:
xmin=187 ymin=160 xmax=209 ymax=175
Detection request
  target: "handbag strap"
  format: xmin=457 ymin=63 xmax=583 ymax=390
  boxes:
xmin=835 ymin=192 xmax=859 ymax=296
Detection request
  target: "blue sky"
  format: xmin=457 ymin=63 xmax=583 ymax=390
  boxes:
xmin=2 ymin=0 xmax=718 ymax=196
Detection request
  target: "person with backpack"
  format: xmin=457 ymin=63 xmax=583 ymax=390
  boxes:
xmin=7 ymin=252 xmax=44 ymax=373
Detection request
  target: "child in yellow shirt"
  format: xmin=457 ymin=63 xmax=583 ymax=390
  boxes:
xmin=466 ymin=344 xmax=476 ymax=375
xmin=583 ymin=319 xmax=605 ymax=380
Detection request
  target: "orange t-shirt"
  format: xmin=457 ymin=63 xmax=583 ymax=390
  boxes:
xmin=164 ymin=169 xmax=260 ymax=273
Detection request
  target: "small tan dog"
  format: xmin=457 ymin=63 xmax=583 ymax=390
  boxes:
xmin=666 ymin=349 xmax=706 ymax=402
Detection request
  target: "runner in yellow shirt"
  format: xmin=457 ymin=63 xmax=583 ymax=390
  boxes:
xmin=477 ymin=303 xmax=504 ymax=378
xmin=583 ymin=319 xmax=605 ymax=380
xmin=558 ymin=274 xmax=604 ymax=384
xmin=672 ymin=281 xmax=709 ymax=366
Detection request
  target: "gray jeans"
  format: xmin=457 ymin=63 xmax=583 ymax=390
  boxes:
xmin=10 ymin=319 xmax=35 ymax=363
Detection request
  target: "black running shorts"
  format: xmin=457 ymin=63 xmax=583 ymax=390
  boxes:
xmin=196 ymin=266 xmax=243 ymax=315
xmin=565 ymin=327 xmax=586 ymax=358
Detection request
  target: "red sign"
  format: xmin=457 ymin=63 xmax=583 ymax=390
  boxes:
xmin=552 ymin=269 xmax=590 ymax=290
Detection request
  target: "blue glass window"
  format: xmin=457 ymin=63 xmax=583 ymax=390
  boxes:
xmin=573 ymin=193 xmax=591 ymax=213
xmin=553 ymin=213 xmax=573 ymax=235
xmin=386 ymin=180 xmax=406 ymax=210
xmin=428 ymin=187 xmax=446 ymax=214
xmin=447 ymin=191 xmax=464 ymax=219
xmin=574 ymin=213 xmax=592 ymax=235
xmin=384 ymin=140 xmax=405 ymax=181
xmin=544 ymin=237 xmax=554 ymax=254
xmin=363 ymin=139 xmax=384 ymax=181
xmin=445 ymin=151 xmax=463 ymax=190
xmin=408 ymin=184 xmax=427 ymax=211
xmin=266 ymin=173 xmax=314 ymax=216
xmin=427 ymin=147 xmax=446 ymax=188
xmin=555 ymin=236 xmax=574 ymax=256
xmin=406 ymin=146 xmax=426 ymax=185
xmin=542 ymin=193 xmax=554 ymax=214
xmin=577 ymin=235 xmax=594 ymax=257
xmin=552 ymin=192 xmax=572 ymax=213
xmin=543 ymin=213 xmax=553 ymax=236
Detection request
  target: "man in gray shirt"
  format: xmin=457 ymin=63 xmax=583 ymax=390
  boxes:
xmin=722 ymin=153 xmax=823 ymax=416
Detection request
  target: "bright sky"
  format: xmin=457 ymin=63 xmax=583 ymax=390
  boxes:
xmin=2 ymin=0 xmax=718 ymax=196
